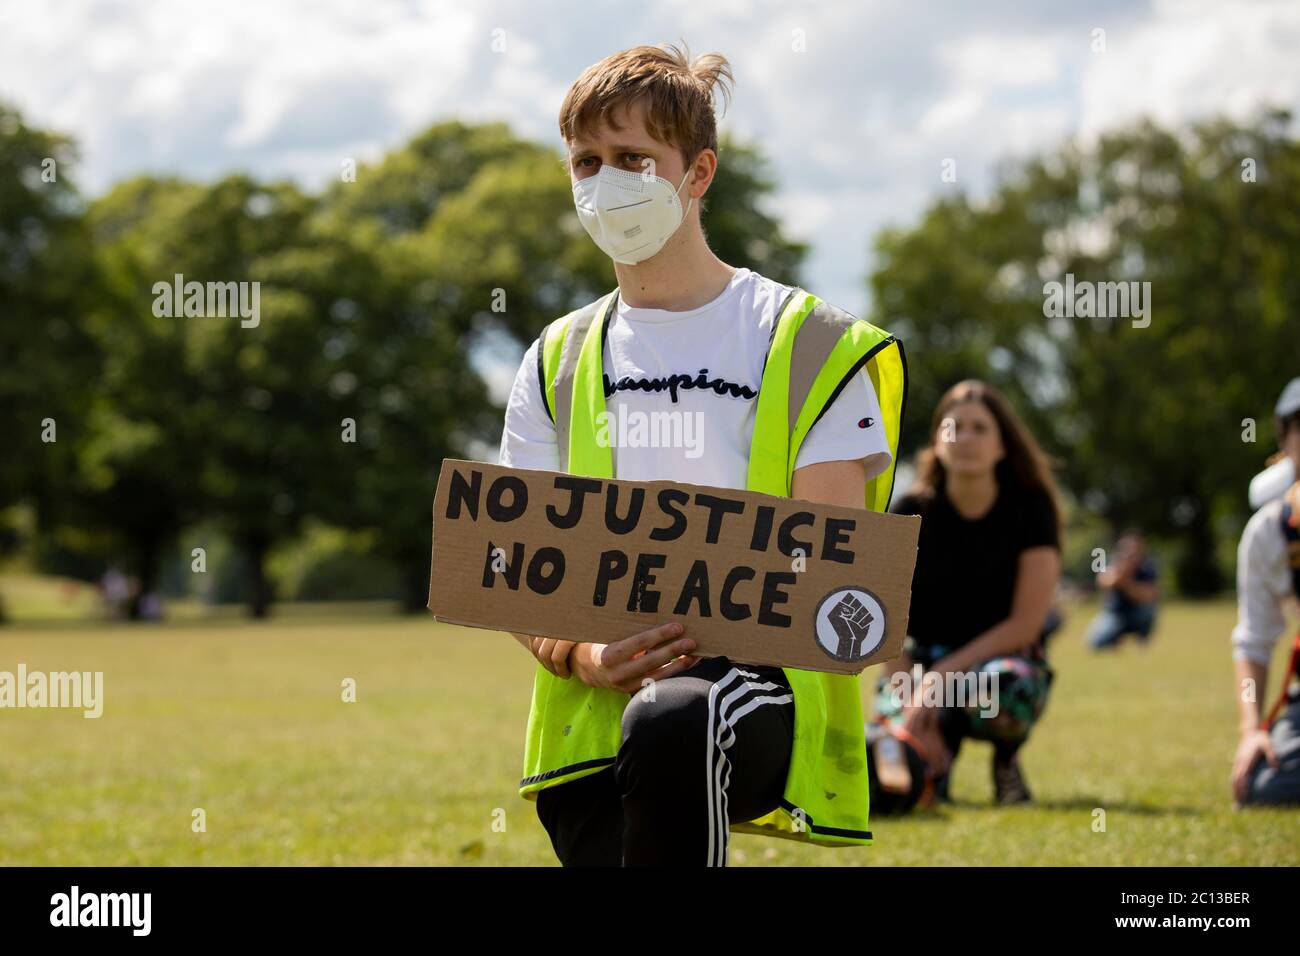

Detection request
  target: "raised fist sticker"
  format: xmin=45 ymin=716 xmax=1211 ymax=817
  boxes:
xmin=813 ymin=587 xmax=886 ymax=663
xmin=830 ymin=593 xmax=873 ymax=657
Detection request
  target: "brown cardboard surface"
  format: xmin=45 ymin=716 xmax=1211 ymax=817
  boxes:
xmin=427 ymin=459 xmax=919 ymax=675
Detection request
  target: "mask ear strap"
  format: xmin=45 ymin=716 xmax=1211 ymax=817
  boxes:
xmin=678 ymin=168 xmax=694 ymax=216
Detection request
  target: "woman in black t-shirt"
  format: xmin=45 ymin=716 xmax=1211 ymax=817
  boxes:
xmin=868 ymin=380 xmax=1063 ymax=809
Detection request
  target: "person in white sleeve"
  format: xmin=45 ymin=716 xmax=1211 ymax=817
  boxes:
xmin=1230 ymin=376 xmax=1300 ymax=807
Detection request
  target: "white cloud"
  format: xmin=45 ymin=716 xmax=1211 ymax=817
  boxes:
xmin=0 ymin=0 xmax=1296 ymax=315
xmin=1078 ymin=0 xmax=1300 ymax=141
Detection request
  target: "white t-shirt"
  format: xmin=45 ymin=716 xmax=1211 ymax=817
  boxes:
xmin=1231 ymin=492 xmax=1297 ymax=665
xmin=497 ymin=267 xmax=892 ymax=492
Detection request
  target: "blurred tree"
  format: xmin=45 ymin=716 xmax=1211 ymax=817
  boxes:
xmin=279 ymin=213 xmax=498 ymax=613
xmin=86 ymin=175 xmax=363 ymax=616
xmin=75 ymin=177 xmax=209 ymax=617
xmin=870 ymin=110 xmax=1300 ymax=594
xmin=0 ymin=103 xmax=101 ymax=572
xmin=311 ymin=121 xmax=539 ymax=611
xmin=319 ymin=119 xmax=539 ymax=236
xmin=870 ymin=190 xmax=1056 ymax=459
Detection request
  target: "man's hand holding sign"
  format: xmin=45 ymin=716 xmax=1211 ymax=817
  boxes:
xmin=510 ymin=619 xmax=698 ymax=690
xmin=429 ymin=459 xmax=919 ymax=677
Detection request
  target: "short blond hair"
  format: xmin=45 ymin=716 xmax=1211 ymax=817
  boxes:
xmin=559 ymin=42 xmax=733 ymax=166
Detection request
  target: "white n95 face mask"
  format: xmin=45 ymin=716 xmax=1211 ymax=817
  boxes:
xmin=572 ymin=164 xmax=694 ymax=265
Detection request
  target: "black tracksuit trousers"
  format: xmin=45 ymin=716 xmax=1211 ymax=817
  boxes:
xmin=535 ymin=656 xmax=795 ymax=866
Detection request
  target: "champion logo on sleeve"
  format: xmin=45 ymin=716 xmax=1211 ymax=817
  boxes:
xmin=858 ymin=417 xmax=875 ymax=428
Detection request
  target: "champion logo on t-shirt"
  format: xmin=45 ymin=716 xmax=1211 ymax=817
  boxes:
xmin=603 ymin=369 xmax=758 ymax=404
xmin=858 ymin=417 xmax=875 ymax=428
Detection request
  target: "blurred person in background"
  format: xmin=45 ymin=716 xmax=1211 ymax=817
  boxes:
xmin=867 ymin=380 xmax=1062 ymax=810
xmin=1086 ymin=531 xmax=1160 ymax=651
xmin=1231 ymin=376 xmax=1300 ymax=807
xmin=99 ymin=566 xmax=130 ymax=620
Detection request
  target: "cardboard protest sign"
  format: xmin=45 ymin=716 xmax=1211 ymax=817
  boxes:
xmin=427 ymin=459 xmax=920 ymax=675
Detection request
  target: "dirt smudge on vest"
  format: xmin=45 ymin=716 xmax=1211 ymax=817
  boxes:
xmin=823 ymin=726 xmax=866 ymax=775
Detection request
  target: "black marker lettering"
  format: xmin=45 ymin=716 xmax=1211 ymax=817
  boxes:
xmin=720 ymin=567 xmax=755 ymax=621
xmin=750 ymin=504 xmax=775 ymax=552
xmin=757 ymin=571 xmax=796 ymax=627
xmin=605 ymin=485 xmax=645 ymax=535
xmin=483 ymin=540 xmax=523 ymax=589
xmin=627 ymin=553 xmax=666 ymax=613
xmin=650 ymin=488 xmax=690 ymax=541
xmin=486 ymin=475 xmax=527 ymax=521
xmin=593 ymin=550 xmax=628 ymax=607
xmin=821 ymin=517 xmax=856 ymax=564
xmin=777 ymin=512 xmax=814 ymax=557
xmin=694 ymin=493 xmax=746 ymax=544
xmin=526 ymin=548 xmax=565 ymax=595
xmin=547 ymin=476 xmax=602 ymax=529
xmin=446 ymin=468 xmax=482 ymax=520
xmin=673 ymin=560 xmax=713 ymax=616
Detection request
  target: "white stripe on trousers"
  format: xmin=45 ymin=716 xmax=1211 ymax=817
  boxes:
xmin=705 ymin=667 xmax=794 ymax=867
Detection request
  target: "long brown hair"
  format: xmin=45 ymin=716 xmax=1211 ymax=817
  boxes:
xmin=913 ymin=380 xmax=1063 ymax=539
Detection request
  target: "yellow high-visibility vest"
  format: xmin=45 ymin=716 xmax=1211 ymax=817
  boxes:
xmin=517 ymin=286 xmax=908 ymax=846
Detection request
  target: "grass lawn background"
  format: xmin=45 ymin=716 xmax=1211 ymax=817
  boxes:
xmin=1 ymin=582 xmax=1297 ymax=865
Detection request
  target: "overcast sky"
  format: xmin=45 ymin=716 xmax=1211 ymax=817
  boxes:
xmin=3 ymin=0 xmax=1297 ymax=324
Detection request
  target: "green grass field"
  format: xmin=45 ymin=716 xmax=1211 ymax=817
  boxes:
xmin=1 ymin=592 xmax=1297 ymax=866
